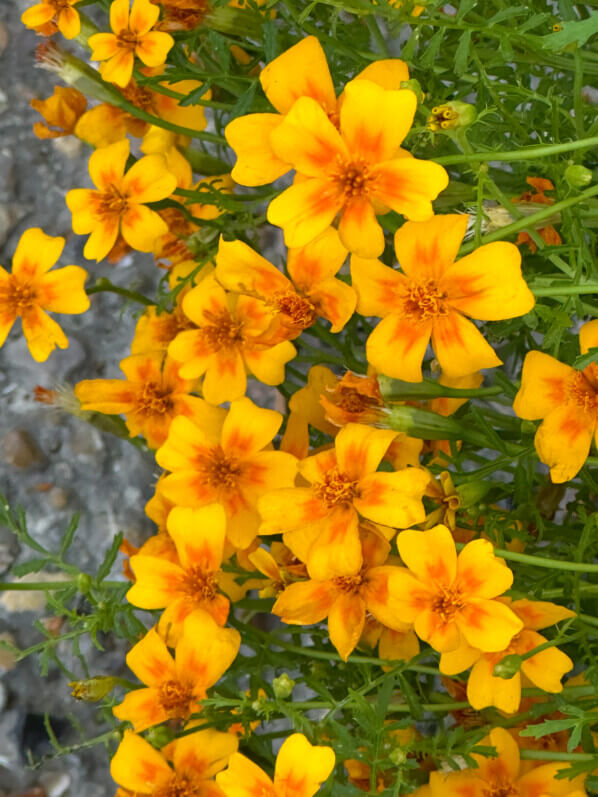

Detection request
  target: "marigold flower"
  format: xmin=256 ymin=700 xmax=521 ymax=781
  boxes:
xmin=74 ymin=352 xmax=209 ymax=449
xmin=0 ymin=228 xmax=89 ymax=362
xmin=418 ymin=727 xmax=587 ymax=797
xmin=273 ymin=528 xmax=417 ymax=661
xmin=248 ymin=542 xmax=307 ymax=598
xmin=22 ymin=0 xmax=81 ymax=39
xmin=30 ymin=86 xmax=87 ymax=139
xmin=167 ymin=272 xmax=296 ymax=405
xmin=127 ymin=504 xmax=246 ymax=644
xmin=267 ymin=78 xmax=448 ymax=257
xmin=216 ymin=732 xmax=335 ymax=797
xmin=440 ymin=598 xmax=575 ymax=713
xmin=113 ymin=610 xmax=240 ymax=731
xmin=352 ymin=214 xmax=535 ymax=382
xmin=258 ymin=422 xmax=429 ymax=581
xmin=386 ymin=525 xmax=523 ymax=653
xmin=111 ymin=728 xmax=237 ymax=796
xmin=66 ymin=138 xmax=177 ymax=262
xmin=215 ymin=229 xmax=355 ymax=343
xmin=279 ymin=365 xmax=340 ymax=459
xmin=225 ymin=35 xmax=410 ymax=187
xmin=155 ymin=397 xmax=298 ymax=548
xmin=513 ymin=176 xmax=562 ymax=253
xmin=88 ymin=0 xmax=174 ymax=88
xmin=513 ymin=320 xmax=598 ymax=482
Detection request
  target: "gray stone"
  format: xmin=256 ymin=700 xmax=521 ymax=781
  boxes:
xmin=0 ymin=430 xmax=45 ymax=469
xmin=37 ymin=772 xmax=70 ymax=797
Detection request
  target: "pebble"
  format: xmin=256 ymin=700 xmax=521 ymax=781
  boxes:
xmin=0 ymin=632 xmax=17 ymax=672
xmin=48 ymin=488 xmax=68 ymax=511
xmin=0 ymin=21 xmax=9 ymax=57
xmin=0 ymin=573 xmax=70 ymax=613
xmin=38 ymin=772 xmax=70 ymax=797
xmin=0 ymin=430 xmax=44 ymax=469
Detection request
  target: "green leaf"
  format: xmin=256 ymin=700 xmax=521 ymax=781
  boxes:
xmin=454 ymin=30 xmax=472 ymax=75
xmin=230 ymin=82 xmax=258 ymax=119
xmin=420 ymin=29 xmax=444 ymax=69
xmin=519 ymin=717 xmax=578 ymax=738
xmin=96 ymin=532 xmax=124 ymax=584
xmin=10 ymin=558 xmax=52 ymax=577
xmin=59 ymin=513 xmax=80 ymax=557
xmin=179 ymin=83 xmax=212 ymax=107
xmin=262 ymin=18 xmax=278 ymax=62
xmin=573 ymin=346 xmax=598 ymax=370
xmin=488 ymin=6 xmax=528 ymax=25
xmin=456 ymin=0 xmax=477 ymax=21
xmin=542 ymin=14 xmax=598 ymax=51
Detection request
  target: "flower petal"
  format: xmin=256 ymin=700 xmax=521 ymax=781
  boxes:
xmin=100 ymin=49 xmax=135 ymax=88
xmin=167 ymin=504 xmax=226 ymax=571
xmin=372 ymin=158 xmax=449 ymax=221
xmin=338 ymin=197 xmax=385 ymax=258
xmin=366 ymin=314 xmax=432 ymax=382
xmin=122 ymin=204 xmax=169 ymax=252
xmin=175 ymin=610 xmax=240 ymax=690
xmin=226 ymin=114 xmax=290 ymax=186
xmin=170 ymin=728 xmax=238 ymax=781
xmin=396 ymin=525 xmax=457 ymax=587
xmin=202 ymin=348 xmax=246 ymax=404
xmin=126 ymin=556 xmax=184 ymax=609
xmin=216 ymin=753 xmax=273 ymax=797
xmin=243 ymin=341 xmax=296 ymax=386
xmin=306 ymin=505 xmax=361 ymax=581
xmin=258 ymin=488 xmax=327 ymax=535
xmin=350 ymin=255 xmax=404 ymax=316
xmin=88 ymin=139 xmax=129 ymax=191
xmin=155 ymin=414 xmax=210 ymax=472
xmin=467 ymin=656 xmax=522 ymax=713
xmin=534 ymin=403 xmax=595 ymax=483
xmin=216 ymin=238 xmax=290 ymax=298
xmin=519 ymin=630 xmax=573 ymax=692
xmin=21 ymin=307 xmax=68 ymax=362
xmin=88 ymin=32 xmax=119 ymax=61
xmin=431 ymin=312 xmax=502 ymax=378
xmin=58 ymin=6 xmax=80 ymax=38
xmin=37 ymin=266 xmax=89 ymax=314
xmin=129 ymin=0 xmax=159 ymax=34
xmin=122 ymin=154 xmax=178 ymax=203
xmin=394 ymin=214 xmax=469 ymax=280
xmin=274 ymin=734 xmax=335 ymax=793
xmin=353 ymin=59 xmax=409 ymax=89
xmin=457 ymin=598 xmax=523 ymax=652
xmin=267 ymin=178 xmax=343 ymax=249
xmin=273 ymin=580 xmax=336 ymax=624
xmin=112 ymin=687 xmax=169 ymax=732
xmin=110 ymin=731 xmax=171 ymax=793
xmin=328 ymin=592 xmax=366 ymax=661
xmin=335 ymin=422 xmax=397 ymax=480
xmin=135 ymin=31 xmax=174 ymax=68
xmin=125 ymin=626 xmax=176 ymax=685
xmin=456 ymin=539 xmax=514 ymax=599
xmin=11 ymin=227 xmax=64 ymax=278
xmin=513 ymin=351 xmax=572 ymax=420
xmin=222 ymin=397 xmax=282 ymax=457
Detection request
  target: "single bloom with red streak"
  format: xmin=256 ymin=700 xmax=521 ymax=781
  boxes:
xmin=22 ymin=0 xmax=82 ymax=39
xmin=514 ymin=320 xmax=598 ymax=483
xmin=351 ymin=214 xmax=535 ymax=383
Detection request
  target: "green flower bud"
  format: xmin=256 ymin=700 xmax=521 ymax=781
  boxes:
xmin=77 ymin=573 xmax=93 ymax=594
xmin=456 ymin=481 xmax=492 ymax=509
xmin=146 ymin=725 xmax=175 ymax=748
xmin=389 ymin=748 xmax=408 ymax=766
xmin=69 ymin=676 xmax=116 ymax=702
xmin=272 ymin=673 xmax=296 ymax=699
xmin=520 ymin=420 xmax=537 ymax=436
xmin=493 ymin=654 xmax=523 ymax=679
xmin=564 ymin=164 xmax=593 ymax=188
xmin=427 ymin=101 xmax=477 ymax=133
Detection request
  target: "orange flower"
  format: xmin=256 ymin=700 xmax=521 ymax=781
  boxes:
xmin=247 ymin=542 xmax=307 ymax=598
xmin=215 ymin=229 xmax=355 ymax=343
xmin=127 ymin=504 xmax=245 ymax=644
xmin=167 ymin=272 xmax=296 ymax=405
xmin=66 ymin=138 xmax=177 ymax=262
xmin=386 ymin=525 xmax=523 ymax=653
xmin=514 ymin=320 xmax=598 ymax=482
xmin=111 ymin=728 xmax=237 ymax=796
xmin=74 ymin=352 xmax=209 ymax=449
xmin=155 ymin=397 xmax=298 ymax=548
xmin=113 ymin=610 xmax=240 ymax=732
xmin=216 ymin=733 xmax=335 ymax=797
xmin=352 ymin=214 xmax=535 ymax=382
xmin=273 ymin=528 xmax=417 ymax=661
xmin=258 ymin=422 xmax=429 ymax=581
xmin=30 ymin=86 xmax=87 ymax=139
xmin=0 ymin=228 xmax=89 ymax=362
xmin=22 ymin=0 xmax=81 ymax=39
xmin=513 ymin=176 xmax=562 ymax=253
xmin=420 ymin=727 xmax=587 ymax=797
xmin=440 ymin=598 xmax=575 ymax=714
xmin=226 ymin=35 xmax=410 ymax=187
xmin=267 ymin=78 xmax=448 ymax=258
xmin=280 ymin=365 xmax=340 ymax=459
xmin=88 ymin=0 xmax=174 ymax=88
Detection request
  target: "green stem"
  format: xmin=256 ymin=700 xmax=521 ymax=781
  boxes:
xmin=435 ymin=136 xmax=598 ymax=165
xmin=520 ymin=750 xmax=598 ymax=762
xmin=530 ymin=282 xmax=598 ymax=297
xmin=0 ymin=580 xmax=125 ymax=591
xmin=87 ymin=280 xmax=153 ymax=307
xmin=378 ymin=375 xmax=503 ymax=401
xmin=475 ymin=546 xmax=598 ymax=573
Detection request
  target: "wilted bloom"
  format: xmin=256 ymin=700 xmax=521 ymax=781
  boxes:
xmin=66 ymin=138 xmax=177 ymax=261
xmin=22 ymin=0 xmax=81 ymax=39
xmin=216 ymin=229 xmax=355 ymax=343
xmin=258 ymin=422 xmax=429 ymax=580
xmin=113 ymin=611 xmax=240 ymax=731
xmin=387 ymin=525 xmax=523 ymax=653
xmin=267 ymin=78 xmax=448 ymax=258
xmin=352 ymin=214 xmax=535 ymax=382
xmin=0 ymin=228 xmax=89 ymax=362
xmin=440 ymin=598 xmax=574 ymax=713
xmin=31 ymin=86 xmax=87 ymax=139
xmin=514 ymin=320 xmax=598 ymax=482
xmin=280 ymin=365 xmax=340 ymax=459
xmin=88 ymin=0 xmax=174 ymax=88
xmin=111 ymin=728 xmax=237 ymax=797
xmin=513 ymin=176 xmax=562 ymax=252
xmin=217 ymin=733 xmax=335 ymax=797
xmin=226 ymin=35 xmax=410 ymax=186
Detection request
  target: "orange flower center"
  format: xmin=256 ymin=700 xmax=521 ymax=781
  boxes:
xmin=121 ymin=82 xmax=156 ymax=113
xmin=181 ymin=566 xmax=218 ymax=601
xmin=333 ymin=156 xmax=376 ymax=200
xmin=431 ymin=584 xmax=465 ymax=623
xmin=201 ymin=309 xmax=244 ymax=350
xmin=96 ymin=184 xmax=129 ymax=219
xmin=158 ymin=678 xmax=193 ymax=719
xmin=116 ymin=28 xmax=139 ymax=49
xmin=153 ymin=773 xmax=201 ymax=797
xmin=136 ymin=381 xmax=175 ymax=416
xmin=402 ymin=279 xmax=449 ymax=321
xmin=564 ymin=370 xmax=598 ymax=413
xmin=334 ymin=569 xmax=366 ymax=594
xmin=196 ymin=446 xmax=241 ymax=490
xmin=271 ymin=290 xmax=317 ymax=329
xmin=48 ymin=0 xmax=74 ymax=10
xmin=313 ymin=466 xmax=358 ymax=507
xmin=481 ymin=781 xmax=517 ymax=797
xmin=0 ymin=277 xmax=37 ymax=316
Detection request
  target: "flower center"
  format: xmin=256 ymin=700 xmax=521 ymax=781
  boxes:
xmin=564 ymin=370 xmax=598 ymax=413
xmin=482 ymin=781 xmax=517 ymax=797
xmin=137 ymin=381 xmax=175 ymax=416
xmin=313 ymin=467 xmax=358 ymax=507
xmin=333 ymin=156 xmax=376 ymax=200
xmin=181 ymin=566 xmax=218 ymax=601
xmin=431 ymin=584 xmax=465 ymax=624
xmin=0 ymin=278 xmax=37 ymax=316
xmin=153 ymin=773 xmax=202 ymax=797
xmin=402 ymin=279 xmax=449 ymax=321
xmin=271 ymin=290 xmax=317 ymax=329
xmin=427 ymin=104 xmax=459 ymax=132
xmin=158 ymin=678 xmax=193 ymax=719
xmin=196 ymin=447 xmax=241 ymax=490
xmin=333 ymin=569 xmax=366 ymax=594
xmin=121 ymin=81 xmax=156 ymax=113
xmin=50 ymin=0 xmax=72 ymax=10
xmin=200 ymin=309 xmax=244 ymax=350
xmin=95 ymin=184 xmax=129 ymax=218
xmin=116 ymin=28 xmax=139 ymax=49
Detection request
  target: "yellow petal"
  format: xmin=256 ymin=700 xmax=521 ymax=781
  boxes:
xmin=328 ymin=592 xmax=366 ymax=660
xmin=126 ymin=626 xmax=176 ymax=685
xmin=397 ymin=525 xmax=457 ymax=587
xmin=121 ymin=204 xmax=169 ymax=252
xmin=135 ymin=31 xmax=174 ymax=67
xmin=431 ymin=312 xmax=502 ymax=378
xmin=216 ymin=238 xmax=289 ymax=298
xmin=11 ymin=227 xmax=64 ymax=278
xmin=88 ymin=139 xmax=129 ymax=191
xmin=353 ymin=59 xmax=409 ymax=90
xmin=267 ymin=178 xmax=342 ymax=250
xmin=513 ymin=351 xmax=573 ymax=420
xmin=393 ymin=215 xmax=469 ymax=280
xmin=110 ymin=731 xmax=171 ymax=793
xmin=122 ymin=154 xmax=178 ymax=203
xmin=274 ymin=734 xmax=335 ymax=792
xmin=335 ymin=423 xmax=397 ymax=480
xmin=366 ymin=314 xmax=432 ymax=382
xmin=226 ymin=113 xmax=289 ymax=187
xmin=373 ymin=158 xmax=449 ymax=221
xmin=129 ymin=0 xmax=159 ymax=34
xmin=166 ymin=504 xmax=226 ymax=571
xmin=216 ymin=753 xmax=273 ymax=797
xmin=21 ymin=307 xmax=68 ymax=362
xmin=37 ymin=266 xmax=89 ymax=314
xmin=535 ymin=403 xmax=595 ymax=483
xmin=222 ymin=397 xmax=282 ymax=457
xmin=100 ymin=49 xmax=135 ymax=88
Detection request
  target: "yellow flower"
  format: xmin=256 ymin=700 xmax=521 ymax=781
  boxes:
xmin=22 ymin=0 xmax=81 ymax=39
xmin=0 ymin=228 xmax=89 ymax=362
xmin=30 ymin=86 xmax=87 ymax=139
xmin=267 ymin=79 xmax=448 ymax=258
xmin=513 ymin=320 xmax=598 ymax=482
xmin=216 ymin=733 xmax=335 ymax=797
xmin=88 ymin=0 xmax=174 ymax=88
xmin=66 ymin=138 xmax=177 ymax=262
xmin=351 ymin=214 xmax=535 ymax=382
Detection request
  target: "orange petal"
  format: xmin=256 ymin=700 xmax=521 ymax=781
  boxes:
xmin=431 ymin=312 xmax=502 ymax=378
xmin=37 ymin=266 xmax=89 ymax=314
xmin=350 ymin=255 xmax=405 ymax=316
xmin=372 ymin=158 xmax=449 ymax=221
xmin=243 ymin=340 xmax=296 ymax=386
xmin=513 ymin=351 xmax=572 ymax=420
xmin=58 ymin=6 xmax=80 ymax=38
xmin=225 ymin=113 xmax=290 ymax=186
xmin=456 ymin=538 xmax=514 ymax=599
xmin=519 ymin=629 xmax=573 ymax=692
xmin=88 ymin=138 xmax=129 ymax=191
xmin=274 ymin=734 xmax=335 ymax=794
xmin=393 ymin=215 xmax=469 ymax=280
xmin=170 ymin=727 xmax=238 ymax=781
xmin=335 ymin=423 xmax=397 ymax=480
xmin=287 ymin=227 xmax=348 ymax=288
xmin=21 ymin=307 xmax=68 ymax=362
xmin=122 ymin=204 xmax=169 ymax=252
xmin=166 ymin=504 xmax=226 ymax=571
xmin=534 ymin=403 xmax=595 ymax=483
xmin=126 ymin=626 xmax=176 ymax=685
xmin=112 ymin=686 xmax=169 ymax=732
xmin=579 ymin=318 xmax=598 ymax=354
xmin=221 ymin=396 xmax=282 ymax=457
xmin=110 ymin=731 xmax=171 ymax=792
xmin=338 ymin=197 xmax=385 ymax=258
xmin=510 ymin=598 xmax=575 ymax=630
xmin=476 ymin=727 xmax=520 ymax=785
xmin=457 ymin=598 xmax=523 ymax=653
xmin=203 ymin=348 xmax=246 ymax=404
xmin=273 ymin=579 xmax=336 ymax=624
xmin=216 ymin=753 xmax=273 ymax=796
xmin=155 ymin=414 xmax=210 ymax=471
xmin=216 ymin=238 xmax=290 ymax=298
xmin=355 ymin=470 xmax=428 ymax=529
xmin=135 ymin=31 xmax=174 ymax=68
xmin=306 ymin=505 xmax=361 ymax=581
xmin=126 ymin=556 xmax=184 ymax=608
xmin=267 ymin=178 xmax=343 ymax=250
xmin=122 ymin=154 xmax=177 ymax=203
xmin=396 ymin=525 xmax=457 ymax=587
xmin=366 ymin=314 xmax=432 ymax=382
xmin=175 ymin=610 xmax=240 ymax=690
xmin=129 ymin=0 xmax=159 ymax=34
xmin=89 ymin=32 xmax=119 ymax=61
xmin=100 ymin=49 xmax=135 ymax=88
xmin=467 ymin=655 xmax=521 ymax=713
xmin=11 ymin=227 xmax=64 ymax=278
xmin=353 ymin=59 xmax=409 ymax=89
xmin=328 ymin=592 xmax=366 ymax=660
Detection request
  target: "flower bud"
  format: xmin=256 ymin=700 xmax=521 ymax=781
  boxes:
xmin=427 ymin=101 xmax=477 ymax=133
xmin=272 ymin=673 xmax=295 ymax=699
xmin=77 ymin=573 xmax=93 ymax=594
xmin=146 ymin=725 xmax=175 ymax=748
xmin=69 ymin=676 xmax=116 ymax=701
xmin=493 ymin=654 xmax=522 ymax=679
xmin=389 ymin=747 xmax=408 ymax=766
xmin=564 ymin=164 xmax=593 ymax=188
xmin=456 ymin=481 xmax=492 ymax=509
xmin=520 ymin=420 xmax=537 ymax=436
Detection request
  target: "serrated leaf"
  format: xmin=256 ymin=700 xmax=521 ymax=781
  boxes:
xmin=59 ymin=513 xmax=80 ymax=556
xmin=179 ymin=83 xmax=212 ymax=107
xmin=230 ymin=82 xmax=257 ymax=119
xmin=10 ymin=558 xmax=51 ymax=577
xmin=420 ymin=29 xmax=444 ymax=69
xmin=96 ymin=532 xmax=124 ymax=583
xmin=456 ymin=0 xmax=476 ymax=21
xmin=396 ymin=674 xmax=423 ymax=720
xmin=454 ymin=30 xmax=471 ymax=75
xmin=262 ymin=19 xmax=278 ymax=62
xmin=488 ymin=5 xmax=528 ymax=25
xmin=573 ymin=346 xmax=598 ymax=370
xmin=542 ymin=14 xmax=598 ymax=51
xmin=519 ymin=717 xmax=578 ymax=738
